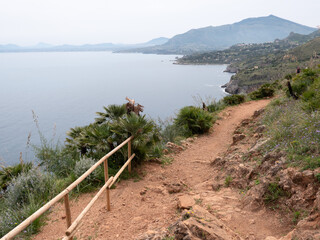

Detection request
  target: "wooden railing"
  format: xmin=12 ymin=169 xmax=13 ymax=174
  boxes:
xmin=1 ymin=136 xmax=135 ymax=240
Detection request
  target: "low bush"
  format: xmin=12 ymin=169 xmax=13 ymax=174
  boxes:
xmin=34 ymin=138 xmax=79 ymax=177
xmin=223 ymin=94 xmax=245 ymax=106
xmin=175 ymin=106 xmax=214 ymax=135
xmin=249 ymin=84 xmax=275 ymax=100
xmin=111 ymin=114 xmax=161 ymax=164
xmin=290 ymin=68 xmax=319 ymax=96
xmin=73 ymin=156 xmax=104 ymax=189
xmin=262 ymin=99 xmax=320 ymax=169
xmin=0 ymin=162 xmax=33 ymax=191
xmin=0 ymin=196 xmax=46 ymax=237
xmin=264 ymin=182 xmax=286 ymax=203
xmin=0 ymin=168 xmax=58 ymax=237
xmin=207 ymin=101 xmax=225 ymax=113
xmin=160 ymin=121 xmax=191 ymax=143
xmin=5 ymin=168 xmax=57 ymax=207
xmin=301 ymin=77 xmax=320 ymax=111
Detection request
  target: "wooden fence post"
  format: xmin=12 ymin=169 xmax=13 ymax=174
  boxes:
xmin=64 ymin=194 xmax=72 ymax=240
xmin=104 ymin=158 xmax=111 ymax=211
xmin=128 ymin=139 xmax=132 ymax=173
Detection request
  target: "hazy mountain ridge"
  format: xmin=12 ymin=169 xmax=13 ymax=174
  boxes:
xmin=0 ymin=37 xmax=169 ymax=53
xmin=120 ymin=15 xmax=316 ymax=54
xmin=177 ymin=30 xmax=320 ymax=65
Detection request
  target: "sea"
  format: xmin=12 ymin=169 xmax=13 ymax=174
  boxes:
xmin=0 ymin=52 xmax=232 ymax=165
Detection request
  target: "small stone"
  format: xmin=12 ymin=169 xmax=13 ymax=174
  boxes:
xmin=212 ymin=183 xmax=222 ymax=191
xmin=233 ymin=134 xmax=246 ymax=144
xmin=253 ymin=133 xmax=263 ymax=138
xmin=240 ymin=119 xmax=250 ymax=126
xmin=210 ymin=157 xmax=226 ymax=166
xmin=177 ymin=195 xmax=194 ymax=209
xmin=255 ymin=125 xmax=266 ymax=133
xmin=167 ymin=183 xmax=183 ymax=194
xmin=140 ymin=189 xmax=147 ymax=195
xmin=253 ymin=109 xmax=265 ymax=118
xmin=249 ymin=219 xmax=256 ymax=224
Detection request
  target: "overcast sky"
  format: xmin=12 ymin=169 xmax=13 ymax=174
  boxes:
xmin=0 ymin=0 xmax=319 ymax=46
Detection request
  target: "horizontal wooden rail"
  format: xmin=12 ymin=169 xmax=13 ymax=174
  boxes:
xmin=2 ymin=189 xmax=69 ymax=240
xmin=65 ymin=136 xmax=133 ymax=192
xmin=110 ymin=154 xmax=135 ymax=186
xmin=1 ymin=136 xmax=134 ymax=240
xmin=65 ymin=177 xmax=114 ymax=236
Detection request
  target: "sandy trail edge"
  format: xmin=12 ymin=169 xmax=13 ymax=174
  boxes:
xmin=33 ymin=99 xmax=290 ymax=240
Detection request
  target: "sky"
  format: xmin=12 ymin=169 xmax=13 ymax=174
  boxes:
xmin=0 ymin=0 xmax=319 ymax=46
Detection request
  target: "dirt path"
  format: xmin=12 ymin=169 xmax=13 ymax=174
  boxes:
xmin=34 ymin=99 xmax=290 ymax=240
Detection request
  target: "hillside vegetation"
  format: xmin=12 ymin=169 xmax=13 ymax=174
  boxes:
xmin=118 ymin=15 xmax=316 ymax=54
xmin=177 ymin=30 xmax=320 ymax=65
xmin=178 ymin=30 xmax=320 ymax=94
xmin=225 ymin=36 xmax=320 ymax=93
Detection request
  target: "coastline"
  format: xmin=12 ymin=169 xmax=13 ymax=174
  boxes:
xmin=173 ymin=58 xmax=236 ymax=94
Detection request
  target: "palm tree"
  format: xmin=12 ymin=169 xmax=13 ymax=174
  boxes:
xmin=111 ymin=114 xmax=160 ymax=163
xmin=66 ymin=126 xmax=91 ymax=155
xmin=95 ymin=104 xmax=126 ymax=124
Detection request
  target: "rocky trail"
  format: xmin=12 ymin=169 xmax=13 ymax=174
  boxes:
xmin=34 ymin=99 xmax=297 ymax=240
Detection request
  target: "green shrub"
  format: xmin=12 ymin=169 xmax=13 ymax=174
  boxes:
xmin=66 ymin=123 xmax=114 ymax=160
xmin=111 ymin=114 xmax=161 ymax=164
xmin=303 ymin=156 xmax=320 ymax=170
xmin=175 ymin=106 xmax=214 ymax=135
xmin=207 ymin=101 xmax=225 ymax=113
xmin=301 ymin=77 xmax=320 ymax=111
xmin=292 ymin=211 xmax=301 ymax=224
xmin=291 ymin=68 xmax=319 ymax=96
xmin=315 ymin=173 xmax=320 ymax=183
xmin=34 ymin=138 xmax=79 ymax=177
xmin=5 ymin=168 xmax=57 ymax=207
xmin=225 ymin=175 xmax=232 ymax=187
xmin=262 ymin=100 xmax=320 ymax=169
xmin=264 ymin=182 xmax=286 ymax=203
xmin=95 ymin=104 xmax=126 ymax=124
xmin=223 ymin=94 xmax=245 ymax=105
xmin=74 ymin=157 xmax=103 ymax=183
xmin=0 ymin=162 xmax=33 ymax=191
xmin=0 ymin=196 xmax=46 ymax=237
xmin=249 ymin=84 xmax=275 ymax=100
xmin=285 ymin=74 xmax=293 ymax=80
xmin=160 ymin=121 xmax=191 ymax=143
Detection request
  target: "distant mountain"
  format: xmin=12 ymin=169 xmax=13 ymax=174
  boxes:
xmin=121 ymin=15 xmax=316 ymax=54
xmin=31 ymin=42 xmax=54 ymax=49
xmin=144 ymin=37 xmax=169 ymax=46
xmin=177 ymin=29 xmax=320 ymax=65
xmin=0 ymin=37 xmax=169 ymax=53
xmin=0 ymin=44 xmax=20 ymax=51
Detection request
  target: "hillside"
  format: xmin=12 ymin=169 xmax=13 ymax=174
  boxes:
xmin=32 ymin=84 xmax=320 ymax=240
xmin=119 ymin=15 xmax=316 ymax=54
xmin=223 ymin=36 xmax=320 ymax=93
xmin=33 ymin=100 xmax=279 ymax=240
xmin=177 ymin=30 xmax=320 ymax=66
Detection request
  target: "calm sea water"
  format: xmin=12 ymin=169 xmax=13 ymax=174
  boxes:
xmin=0 ymin=52 xmax=231 ymax=165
